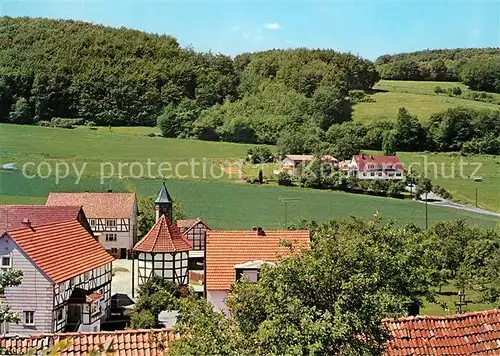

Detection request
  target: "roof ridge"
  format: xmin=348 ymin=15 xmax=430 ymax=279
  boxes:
xmin=2 ymin=328 xmax=172 ymax=340
xmin=382 ymin=308 xmax=500 ymax=323
xmin=4 ymin=219 xmax=79 ymax=234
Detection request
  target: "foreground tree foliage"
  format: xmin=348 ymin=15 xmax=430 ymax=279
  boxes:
xmin=170 ymin=216 xmax=437 ymax=355
xmin=0 ymin=269 xmax=23 ymax=324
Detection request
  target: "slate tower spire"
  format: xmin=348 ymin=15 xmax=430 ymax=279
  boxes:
xmin=155 ymin=181 xmax=173 ymax=221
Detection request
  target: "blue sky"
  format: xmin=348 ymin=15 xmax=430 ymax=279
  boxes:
xmin=2 ymin=0 xmax=499 ymax=59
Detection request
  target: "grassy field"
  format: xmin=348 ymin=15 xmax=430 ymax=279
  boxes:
xmin=421 ymin=284 xmax=496 ymax=316
xmin=374 ymin=151 xmax=500 ymax=213
xmin=352 ymin=80 xmax=499 ymax=123
xmin=1 ymin=170 xmax=498 ymax=229
xmin=0 ymin=123 xmax=498 ymax=221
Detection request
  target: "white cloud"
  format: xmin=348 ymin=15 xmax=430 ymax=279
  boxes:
xmin=264 ymin=23 xmax=281 ymax=31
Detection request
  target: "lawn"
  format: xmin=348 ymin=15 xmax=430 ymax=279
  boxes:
xmin=1 ymin=170 xmax=498 ymax=229
xmin=421 ymin=284 xmax=497 ymax=316
xmin=352 ymin=80 xmax=499 ymax=123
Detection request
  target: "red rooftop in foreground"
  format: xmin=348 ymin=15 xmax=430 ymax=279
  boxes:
xmin=383 ymin=309 xmax=500 ymax=355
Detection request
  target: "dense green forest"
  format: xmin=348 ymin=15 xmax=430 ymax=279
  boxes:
xmin=0 ymin=17 xmax=376 ymax=139
xmin=1 ymin=17 xmax=499 ymax=150
xmin=376 ymin=48 xmax=500 ymax=92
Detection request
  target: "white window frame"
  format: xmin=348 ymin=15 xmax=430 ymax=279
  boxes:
xmin=23 ymin=311 xmax=35 ymax=326
xmin=1 ymin=255 xmax=12 ymax=268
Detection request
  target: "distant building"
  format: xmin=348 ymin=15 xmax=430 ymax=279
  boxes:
xmin=0 ymin=205 xmax=113 ymax=335
xmin=46 ymin=192 xmax=138 ymax=258
xmin=205 ymin=227 xmax=310 ymax=314
xmin=177 ymin=218 xmax=211 ymax=270
xmin=348 ymin=154 xmax=404 ymax=180
xmin=280 ymin=155 xmax=338 ymax=175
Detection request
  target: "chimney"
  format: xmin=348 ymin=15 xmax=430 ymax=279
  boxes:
xmin=21 ymin=218 xmax=33 ymax=230
xmin=252 ymin=226 xmax=265 ymax=236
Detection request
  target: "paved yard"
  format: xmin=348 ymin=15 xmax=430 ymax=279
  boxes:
xmin=111 ymin=259 xmax=139 ymax=297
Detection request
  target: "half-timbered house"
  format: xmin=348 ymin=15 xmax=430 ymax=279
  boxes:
xmin=46 ymin=192 xmax=138 ymax=258
xmin=0 ymin=206 xmax=114 ymax=336
xmin=177 ymin=218 xmax=211 ymax=270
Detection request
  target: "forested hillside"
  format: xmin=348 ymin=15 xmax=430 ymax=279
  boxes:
xmin=0 ymin=17 xmax=377 ymax=143
xmin=376 ymin=48 xmax=500 ymax=93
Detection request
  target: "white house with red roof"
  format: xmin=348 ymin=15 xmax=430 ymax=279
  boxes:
xmin=46 ymin=192 xmax=138 ymax=259
xmin=349 ymin=154 xmax=404 ymax=180
xmin=205 ymin=227 xmax=310 ymax=314
xmin=0 ymin=206 xmax=114 ymax=336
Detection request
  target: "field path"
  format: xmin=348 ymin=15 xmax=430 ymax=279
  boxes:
xmin=421 ymin=191 xmax=500 ymax=217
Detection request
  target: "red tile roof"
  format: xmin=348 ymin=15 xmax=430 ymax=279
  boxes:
xmin=46 ymin=192 xmax=136 ymax=218
xmin=205 ymin=230 xmax=310 ymax=291
xmin=134 ymin=215 xmax=192 ymax=253
xmin=353 ymin=154 xmax=403 ymax=172
xmin=177 ymin=217 xmax=211 ymax=234
xmin=383 ymin=309 xmax=500 ymax=355
xmin=0 ymin=329 xmax=175 ymax=355
xmin=4 ymin=220 xmax=114 ymax=283
xmin=0 ymin=205 xmax=82 ymax=234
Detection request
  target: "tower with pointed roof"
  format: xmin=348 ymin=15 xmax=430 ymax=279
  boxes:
xmin=155 ymin=182 xmax=173 ymax=221
xmin=133 ymin=183 xmax=192 ymax=287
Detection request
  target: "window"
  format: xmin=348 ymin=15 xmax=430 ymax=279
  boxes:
xmin=386 ymin=165 xmax=393 ymax=169
xmin=57 ymin=309 xmax=63 ymax=321
xmin=84 ymin=272 xmax=90 ymax=281
xmin=362 ymin=173 xmax=367 ymax=176
xmin=368 ymin=164 xmax=374 ymax=169
xmin=110 ymin=248 xmax=118 ymax=254
xmin=105 ymin=233 xmax=117 ymax=241
xmin=105 ymin=219 xmax=116 ymax=227
xmin=23 ymin=311 xmax=34 ymax=325
xmin=1 ymin=256 xmax=11 ymax=268
xmin=90 ymin=219 xmax=96 ymax=226
xmin=396 ymin=173 xmax=402 ymax=177
xmin=91 ymin=301 xmax=101 ymax=315
xmin=370 ymin=172 xmax=375 ymax=176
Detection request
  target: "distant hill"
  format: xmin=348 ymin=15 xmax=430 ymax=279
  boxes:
xmin=375 ymin=48 xmax=500 ymax=93
xmin=0 ymin=17 xmax=377 ymax=143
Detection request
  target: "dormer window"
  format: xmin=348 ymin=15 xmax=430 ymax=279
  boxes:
xmin=368 ymin=164 xmax=374 ymax=169
xmin=235 ymin=260 xmax=276 ymax=283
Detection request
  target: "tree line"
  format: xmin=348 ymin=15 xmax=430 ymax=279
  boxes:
xmin=277 ymin=106 xmax=500 ymax=159
xmin=376 ymin=48 xmax=500 ymax=93
xmin=0 ymin=17 xmax=377 ymax=136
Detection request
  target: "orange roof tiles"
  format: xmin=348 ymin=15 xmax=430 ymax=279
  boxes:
xmin=46 ymin=192 xmax=136 ymax=218
xmin=4 ymin=220 xmax=114 ymax=283
xmin=0 ymin=205 xmax=83 ymax=233
xmin=205 ymin=230 xmax=310 ymax=291
xmin=0 ymin=328 xmax=175 ymax=355
xmin=383 ymin=309 xmax=500 ymax=355
xmin=134 ymin=215 xmax=192 ymax=253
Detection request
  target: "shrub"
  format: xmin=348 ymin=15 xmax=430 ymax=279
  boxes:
xmin=452 ymin=86 xmax=462 ymax=96
xmin=50 ymin=117 xmax=83 ymax=128
xmin=130 ymin=309 xmax=156 ymax=329
xmin=277 ymin=171 xmax=292 ymax=186
xmin=37 ymin=120 xmax=50 ymax=127
xmin=145 ymin=132 xmax=156 ymax=137
xmin=85 ymin=120 xmax=96 ymax=126
xmin=434 ymin=86 xmax=445 ymax=94
xmin=387 ymin=181 xmax=405 ymax=197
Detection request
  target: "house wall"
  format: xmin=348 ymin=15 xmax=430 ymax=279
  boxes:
xmin=0 ymin=235 xmax=54 ymax=336
xmin=355 ymin=171 xmax=403 ymax=180
xmin=89 ymin=217 xmax=136 ymax=256
xmin=207 ymin=290 xmax=229 ymax=316
xmin=137 ymin=252 xmax=189 ymax=286
xmin=53 ymin=263 xmax=112 ymax=333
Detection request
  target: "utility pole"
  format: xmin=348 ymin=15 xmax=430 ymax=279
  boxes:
xmin=280 ymin=197 xmax=300 ymax=228
xmin=425 ymin=191 xmax=428 ymax=229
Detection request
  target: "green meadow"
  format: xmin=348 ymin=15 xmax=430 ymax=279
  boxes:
xmin=0 ymin=123 xmax=498 ymax=224
xmin=0 ymin=170 xmax=498 ymax=229
xmin=352 ymin=80 xmax=499 ymax=123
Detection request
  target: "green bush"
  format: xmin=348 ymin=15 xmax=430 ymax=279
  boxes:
xmin=434 ymin=86 xmax=445 ymax=94
xmin=247 ymin=146 xmax=274 ymax=164
xmin=451 ymin=86 xmax=462 ymax=95
xmin=277 ymin=171 xmax=292 ymax=186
